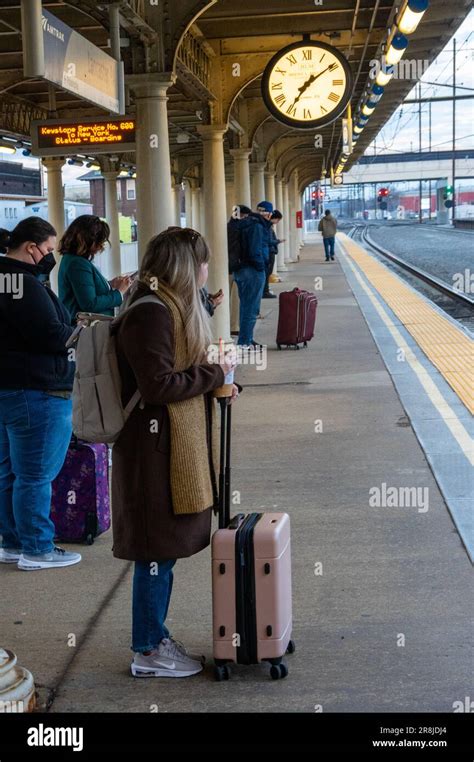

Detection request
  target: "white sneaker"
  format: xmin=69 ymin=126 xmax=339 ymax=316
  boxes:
xmin=164 ymin=637 xmax=205 ymax=665
xmin=0 ymin=548 xmax=21 ymax=564
xmin=18 ymin=546 xmax=81 ymax=571
xmin=131 ymin=639 xmax=203 ymax=678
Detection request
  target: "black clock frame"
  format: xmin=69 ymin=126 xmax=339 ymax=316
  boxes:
xmin=261 ymin=40 xmax=353 ymax=130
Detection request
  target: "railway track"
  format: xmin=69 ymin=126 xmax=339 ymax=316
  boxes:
xmin=349 ymin=224 xmax=474 ymax=328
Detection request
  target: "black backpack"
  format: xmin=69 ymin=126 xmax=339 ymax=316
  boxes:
xmin=227 ymin=219 xmax=248 ymax=274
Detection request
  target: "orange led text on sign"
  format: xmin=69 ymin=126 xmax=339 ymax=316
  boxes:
xmin=39 ymin=121 xmax=135 ymax=147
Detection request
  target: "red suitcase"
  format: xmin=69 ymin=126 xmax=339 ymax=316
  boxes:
xmin=211 ymin=400 xmax=294 ymax=681
xmin=276 ymin=287 xmax=318 ymax=350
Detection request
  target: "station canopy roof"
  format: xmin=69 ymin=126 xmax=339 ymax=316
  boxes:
xmin=0 ymin=1 xmax=471 ymax=188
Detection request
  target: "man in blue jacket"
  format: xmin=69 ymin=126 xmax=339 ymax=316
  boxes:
xmin=233 ymin=201 xmax=273 ymax=347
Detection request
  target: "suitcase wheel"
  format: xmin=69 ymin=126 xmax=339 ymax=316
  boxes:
xmin=86 ymin=533 xmax=94 ymax=546
xmin=286 ymin=639 xmax=296 ymax=655
xmin=303 ymin=341 xmax=308 ymax=348
xmin=270 ymin=663 xmax=288 ymax=680
xmin=277 ymin=343 xmax=282 ymax=350
xmin=214 ymin=664 xmax=231 ymax=682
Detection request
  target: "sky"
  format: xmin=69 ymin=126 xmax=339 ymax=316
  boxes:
xmin=3 ymin=7 xmax=473 ymax=188
xmin=365 ymin=9 xmax=474 ymax=156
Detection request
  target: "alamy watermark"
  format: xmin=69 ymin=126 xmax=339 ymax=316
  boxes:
xmin=207 ymin=342 xmax=267 ymax=371
xmin=369 ymin=57 xmax=429 ymax=81
xmin=27 ymin=723 xmax=83 ymax=752
xmin=0 ymin=272 xmax=23 ymax=299
xmin=453 ymin=269 xmax=473 ymax=294
xmin=369 ymin=483 xmax=429 ymax=513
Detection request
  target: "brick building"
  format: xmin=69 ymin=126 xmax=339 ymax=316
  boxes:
xmin=78 ymin=171 xmax=137 ymax=220
xmin=0 ymin=159 xmax=42 ymax=197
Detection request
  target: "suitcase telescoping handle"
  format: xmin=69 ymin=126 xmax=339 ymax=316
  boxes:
xmin=218 ymin=398 xmax=232 ymax=529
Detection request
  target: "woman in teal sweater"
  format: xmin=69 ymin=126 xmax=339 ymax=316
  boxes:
xmin=58 ymin=215 xmax=131 ymax=320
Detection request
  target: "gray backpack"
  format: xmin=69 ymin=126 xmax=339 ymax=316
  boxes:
xmin=71 ymin=295 xmax=162 ymax=443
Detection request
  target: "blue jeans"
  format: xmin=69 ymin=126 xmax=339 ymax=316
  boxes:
xmin=233 ymin=266 xmax=266 ymax=345
xmin=323 ymin=237 xmax=335 ymax=259
xmin=132 ymin=559 xmax=177 ymax=653
xmin=0 ymin=389 xmax=72 ymax=555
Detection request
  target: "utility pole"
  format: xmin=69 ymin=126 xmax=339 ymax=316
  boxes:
xmin=452 ymin=38 xmax=456 ymax=223
xmin=429 ymin=99 xmax=432 ymax=220
xmin=418 ymin=82 xmax=422 ymax=224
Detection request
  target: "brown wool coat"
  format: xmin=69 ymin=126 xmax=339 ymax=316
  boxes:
xmin=111 ymin=286 xmax=225 ymax=561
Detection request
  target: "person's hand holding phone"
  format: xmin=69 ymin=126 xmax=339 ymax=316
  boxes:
xmin=209 ymin=289 xmax=224 ymax=308
xmin=110 ymin=275 xmax=132 ymax=294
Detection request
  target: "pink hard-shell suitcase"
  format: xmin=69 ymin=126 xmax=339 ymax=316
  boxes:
xmin=211 ymin=401 xmax=294 ymax=681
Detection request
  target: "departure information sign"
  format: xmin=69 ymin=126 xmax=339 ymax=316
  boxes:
xmin=31 ymin=117 xmax=136 ymax=157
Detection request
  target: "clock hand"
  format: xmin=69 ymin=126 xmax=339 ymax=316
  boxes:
xmin=289 ymin=74 xmax=317 ymax=109
xmin=288 ymin=65 xmax=335 ymax=110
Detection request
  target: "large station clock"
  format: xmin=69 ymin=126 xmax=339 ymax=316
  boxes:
xmin=262 ymin=41 xmax=353 ymax=129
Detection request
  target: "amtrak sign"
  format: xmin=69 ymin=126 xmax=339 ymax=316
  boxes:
xmin=41 ymin=10 xmax=123 ymax=114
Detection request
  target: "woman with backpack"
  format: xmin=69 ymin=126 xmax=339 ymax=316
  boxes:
xmin=111 ymin=227 xmax=238 ymax=679
xmin=58 ymin=215 xmax=132 ymax=321
xmin=0 ymin=217 xmax=81 ymax=571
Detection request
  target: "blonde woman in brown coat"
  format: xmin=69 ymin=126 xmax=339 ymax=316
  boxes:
xmin=112 ymin=227 xmax=238 ymax=678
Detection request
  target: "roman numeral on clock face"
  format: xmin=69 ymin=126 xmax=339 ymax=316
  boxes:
xmin=286 ymin=54 xmax=297 ymax=65
xmin=271 ymin=82 xmax=283 ymax=90
xmin=302 ymin=50 xmax=312 ymax=61
xmin=303 ymin=109 xmax=312 ymax=119
xmin=328 ymin=92 xmax=340 ymax=103
xmin=329 ymin=63 xmax=338 ymax=72
xmin=275 ymin=94 xmax=286 ymax=106
xmin=333 ymin=79 xmax=344 ymax=86
xmin=286 ymin=105 xmax=297 ymax=117
xmin=275 ymin=67 xmax=286 ymax=76
xmin=321 ymin=105 xmax=328 ymax=114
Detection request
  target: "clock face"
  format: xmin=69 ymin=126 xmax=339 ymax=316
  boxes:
xmin=262 ymin=41 xmax=353 ymax=129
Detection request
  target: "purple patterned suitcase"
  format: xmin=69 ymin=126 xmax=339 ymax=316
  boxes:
xmin=51 ymin=439 xmax=110 ymax=545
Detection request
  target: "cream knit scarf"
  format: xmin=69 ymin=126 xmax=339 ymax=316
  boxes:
xmin=155 ymin=284 xmax=217 ymax=515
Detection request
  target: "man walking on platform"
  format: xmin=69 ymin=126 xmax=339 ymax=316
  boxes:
xmin=318 ymin=209 xmax=337 ymax=261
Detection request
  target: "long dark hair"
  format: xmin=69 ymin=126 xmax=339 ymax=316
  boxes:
xmin=58 ymin=215 xmax=110 ymax=260
xmin=0 ymin=217 xmax=56 ymax=254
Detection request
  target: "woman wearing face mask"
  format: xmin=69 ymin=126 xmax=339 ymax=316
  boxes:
xmin=0 ymin=217 xmax=81 ymax=571
xmin=58 ymin=215 xmax=132 ymax=321
xmin=112 ymin=227 xmax=238 ymax=679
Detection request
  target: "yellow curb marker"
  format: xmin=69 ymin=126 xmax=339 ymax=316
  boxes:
xmin=338 ymin=233 xmax=474 ymax=417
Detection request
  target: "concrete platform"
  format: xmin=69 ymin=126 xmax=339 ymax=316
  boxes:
xmin=1 ymin=240 xmax=471 ymax=713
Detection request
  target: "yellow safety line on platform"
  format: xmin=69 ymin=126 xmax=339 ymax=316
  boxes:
xmin=338 ymin=233 xmax=474 ymax=416
xmin=337 ymin=243 xmax=473 ymax=466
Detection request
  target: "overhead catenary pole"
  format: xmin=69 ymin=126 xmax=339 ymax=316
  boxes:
xmin=419 ymin=82 xmax=422 ymax=224
xmin=429 ymin=99 xmax=432 ymax=220
xmin=452 ymin=37 xmax=456 ymax=223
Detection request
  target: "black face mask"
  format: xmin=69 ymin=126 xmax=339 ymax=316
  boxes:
xmin=35 ymin=252 xmax=56 ymax=277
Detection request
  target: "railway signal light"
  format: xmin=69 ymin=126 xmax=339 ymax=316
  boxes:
xmin=444 ymin=185 xmax=454 ymax=208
